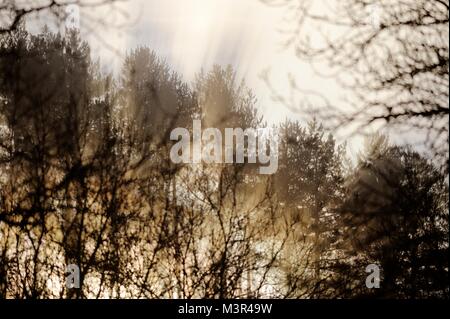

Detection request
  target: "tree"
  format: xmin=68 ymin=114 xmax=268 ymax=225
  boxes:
xmin=164 ymin=65 xmax=283 ymax=298
xmin=0 ymin=27 xmax=143 ymax=298
xmin=0 ymin=0 xmax=125 ymax=34
xmin=262 ymin=0 xmax=449 ymax=171
xmin=338 ymin=135 xmax=449 ymax=298
xmin=275 ymin=119 xmax=346 ymax=297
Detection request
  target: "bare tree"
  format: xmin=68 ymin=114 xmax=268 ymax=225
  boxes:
xmin=1 ymin=0 xmax=128 ymax=34
xmin=262 ymin=0 xmax=449 ymax=171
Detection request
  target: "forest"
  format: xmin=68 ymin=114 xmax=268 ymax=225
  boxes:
xmin=0 ymin=24 xmax=448 ymax=299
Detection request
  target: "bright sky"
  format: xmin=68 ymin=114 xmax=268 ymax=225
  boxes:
xmin=30 ymin=0 xmax=366 ymax=158
xmin=82 ymin=0 xmax=343 ymax=119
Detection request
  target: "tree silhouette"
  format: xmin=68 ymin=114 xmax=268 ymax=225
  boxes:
xmin=262 ymin=0 xmax=449 ymax=171
xmin=338 ymin=135 xmax=449 ymax=298
xmin=275 ymin=119 xmax=346 ymax=297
